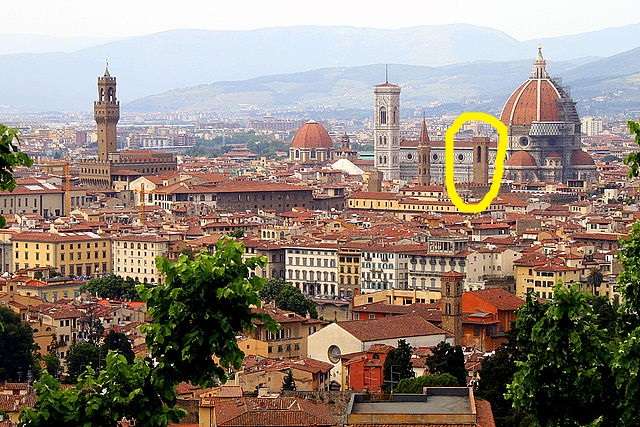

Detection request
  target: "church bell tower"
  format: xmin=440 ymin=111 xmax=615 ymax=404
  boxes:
xmin=94 ymin=63 xmax=120 ymax=161
xmin=440 ymin=271 xmax=464 ymax=346
xmin=373 ymin=71 xmax=401 ymax=181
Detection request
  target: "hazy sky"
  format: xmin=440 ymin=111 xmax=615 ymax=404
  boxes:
xmin=6 ymin=0 xmax=638 ymax=41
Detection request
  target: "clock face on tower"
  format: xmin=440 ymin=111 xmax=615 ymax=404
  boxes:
xmin=328 ymin=345 xmax=341 ymax=363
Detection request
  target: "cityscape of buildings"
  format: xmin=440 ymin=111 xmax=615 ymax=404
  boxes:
xmin=0 ymin=44 xmax=639 ymax=427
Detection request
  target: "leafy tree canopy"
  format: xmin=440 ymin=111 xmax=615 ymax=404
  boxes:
xmin=507 ymin=284 xmax=616 ymax=426
xmin=22 ymin=238 xmax=277 ymax=427
xmin=383 ymin=339 xmax=414 ymax=392
xmin=0 ymin=306 xmax=37 ymax=382
xmin=66 ymin=342 xmax=102 ymax=383
xmin=102 ymin=330 xmax=135 ymax=364
xmin=42 ymin=354 xmax=62 ymax=378
xmin=259 ymin=277 xmax=286 ymax=303
xmin=281 ymin=369 xmax=296 ymax=392
xmin=426 ymin=341 xmax=466 ymax=386
xmin=394 ymin=373 xmax=458 ymax=393
xmin=21 ymin=352 xmax=184 ymax=427
xmin=274 ymin=283 xmax=318 ymax=319
xmin=80 ymin=275 xmax=142 ymax=300
xmin=0 ymin=125 xmax=34 ymax=228
xmin=139 ymin=238 xmax=278 ymax=390
xmin=260 ymin=278 xmax=318 ymax=318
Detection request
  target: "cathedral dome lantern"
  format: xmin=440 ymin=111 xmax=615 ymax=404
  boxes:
xmin=500 ymin=47 xmax=569 ymax=126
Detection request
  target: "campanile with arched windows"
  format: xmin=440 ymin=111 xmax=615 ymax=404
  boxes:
xmin=373 ymin=80 xmax=401 ymax=181
xmin=94 ymin=64 xmax=120 ymax=161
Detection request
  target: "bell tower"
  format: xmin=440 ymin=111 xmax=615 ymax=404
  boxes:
xmin=94 ymin=63 xmax=120 ymax=161
xmin=373 ymin=69 xmax=401 ymax=181
xmin=417 ymin=117 xmax=431 ymax=186
xmin=472 ymin=137 xmax=490 ymax=185
xmin=440 ymin=271 xmax=464 ymax=346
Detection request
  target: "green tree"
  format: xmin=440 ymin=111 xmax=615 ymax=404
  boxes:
xmin=623 ymin=120 xmax=640 ymax=178
xmin=586 ymin=267 xmax=604 ymax=295
xmin=281 ymin=369 xmax=296 ymax=392
xmin=259 ymin=279 xmax=318 ymax=318
xmin=66 ymin=342 xmax=102 ymax=383
xmin=101 ymin=330 xmax=135 ymax=364
xmin=0 ymin=306 xmax=37 ymax=382
xmin=394 ymin=373 xmax=458 ymax=393
xmin=21 ymin=237 xmax=277 ymax=426
xmin=426 ymin=341 xmax=466 ymax=386
xmin=21 ymin=352 xmax=184 ymax=427
xmin=259 ymin=277 xmax=286 ymax=303
xmin=0 ymin=124 xmax=34 ymax=228
xmin=383 ymin=339 xmax=414 ymax=392
xmin=273 ymin=283 xmax=318 ymax=319
xmin=476 ymin=329 xmax=534 ymax=427
xmin=140 ymin=238 xmax=278 ymax=390
xmin=507 ymin=284 xmax=615 ymax=427
xmin=80 ymin=275 xmax=141 ymax=300
xmin=42 ymin=353 xmax=62 ymax=378
xmin=229 ymin=228 xmax=245 ymax=238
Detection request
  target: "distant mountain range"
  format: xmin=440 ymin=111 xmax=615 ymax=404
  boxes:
xmin=127 ymin=47 xmax=640 ymax=117
xmin=1 ymin=24 xmax=640 ymax=112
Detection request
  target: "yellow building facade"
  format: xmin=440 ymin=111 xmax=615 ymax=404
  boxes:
xmin=11 ymin=231 xmax=112 ymax=277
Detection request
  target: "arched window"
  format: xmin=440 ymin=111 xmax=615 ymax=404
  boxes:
xmin=310 ymin=149 xmax=316 ymax=159
xmin=123 ymin=242 xmax=128 ymax=249
xmin=477 ymin=146 xmax=482 ymax=163
xmin=108 ymin=87 xmax=114 ymax=102
xmin=379 ymin=107 xmax=387 ymax=124
xmin=295 ymin=149 xmax=300 ymax=159
xmin=392 ymin=108 xmax=397 ymax=124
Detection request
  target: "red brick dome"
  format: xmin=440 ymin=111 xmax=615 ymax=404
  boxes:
xmin=571 ymin=150 xmax=595 ymax=166
xmin=291 ymin=120 xmax=333 ymax=149
xmin=500 ymin=47 xmax=565 ymax=126
xmin=506 ymin=150 xmax=537 ymax=167
xmin=500 ymin=79 xmax=562 ymax=126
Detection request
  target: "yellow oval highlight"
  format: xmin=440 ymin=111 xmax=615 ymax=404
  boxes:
xmin=445 ymin=112 xmax=508 ymax=213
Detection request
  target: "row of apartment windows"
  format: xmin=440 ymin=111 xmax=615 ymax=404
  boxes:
xmin=14 ymin=241 xmax=107 ymax=249
xmin=120 ymin=242 xmax=156 ymax=249
xmin=288 ymin=257 xmax=336 ymax=268
xmin=119 ymin=258 xmax=150 ymax=265
xmin=117 ymin=267 xmax=155 ymax=275
xmin=117 ymin=251 xmax=154 ymax=257
xmin=267 ymin=343 xmax=300 ymax=354
xmin=265 ymin=328 xmax=292 ymax=341
xmin=287 ymin=270 xmax=336 ymax=282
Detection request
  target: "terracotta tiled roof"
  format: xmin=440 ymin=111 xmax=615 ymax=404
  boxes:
xmin=467 ymin=289 xmax=524 ymax=311
xmin=339 ymin=315 xmax=446 ymax=342
xmin=214 ymin=397 xmax=335 ymax=426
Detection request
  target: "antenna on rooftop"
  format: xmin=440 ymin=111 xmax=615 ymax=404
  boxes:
xmin=385 ymin=64 xmax=388 ymax=83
